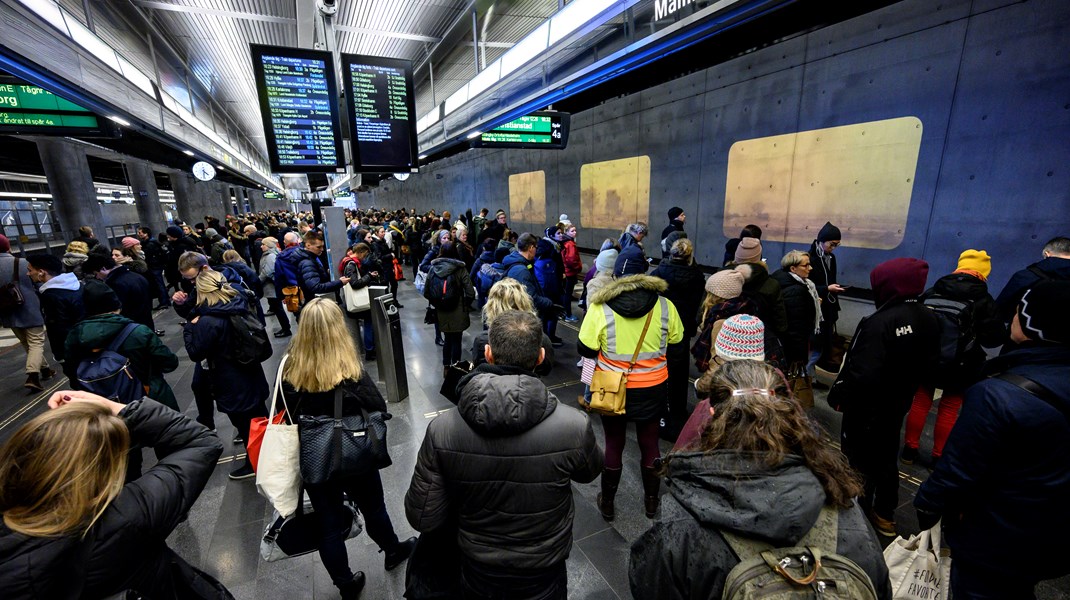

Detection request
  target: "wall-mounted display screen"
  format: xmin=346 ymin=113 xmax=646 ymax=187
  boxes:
xmin=250 ymin=45 xmax=344 ymax=173
xmin=473 ymin=111 xmax=570 ymax=149
xmin=341 ymin=54 xmax=419 ymax=173
xmin=0 ymin=73 xmax=117 ymax=136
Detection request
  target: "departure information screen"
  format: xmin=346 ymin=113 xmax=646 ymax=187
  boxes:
xmin=473 ymin=112 xmax=570 ymax=149
xmin=251 ymin=45 xmax=344 ymax=173
xmin=342 ymin=54 xmax=419 ymax=173
xmin=0 ymin=72 xmax=114 ymax=135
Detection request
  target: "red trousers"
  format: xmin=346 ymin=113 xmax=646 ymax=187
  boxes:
xmin=903 ymin=385 xmax=963 ymax=458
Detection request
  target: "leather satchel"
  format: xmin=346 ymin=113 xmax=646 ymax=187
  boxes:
xmin=298 ymin=388 xmax=391 ymax=485
xmin=0 ymin=257 xmax=25 ymax=312
xmin=787 ymin=362 xmax=815 ymax=410
xmin=585 ymin=309 xmax=655 ymax=417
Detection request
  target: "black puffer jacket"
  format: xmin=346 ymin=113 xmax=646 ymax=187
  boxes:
xmin=293 ymin=248 xmax=343 ymax=300
xmin=920 ymin=271 xmax=1005 ymax=389
xmin=771 ymin=269 xmax=818 ymax=363
xmin=0 ymin=400 xmax=223 ymax=599
xmin=405 ymin=364 xmax=603 ymax=569
xmin=629 ymin=451 xmax=891 ymax=600
xmin=650 ymin=259 xmax=705 ymax=338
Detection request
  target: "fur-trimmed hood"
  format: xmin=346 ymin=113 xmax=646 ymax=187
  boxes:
xmin=589 ymin=274 xmax=667 ymax=318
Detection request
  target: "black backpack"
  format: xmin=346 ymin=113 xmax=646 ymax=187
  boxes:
xmin=423 ymin=267 xmax=462 ymax=311
xmin=221 ymin=310 xmax=273 ymax=365
xmin=922 ymin=292 xmax=977 ymax=375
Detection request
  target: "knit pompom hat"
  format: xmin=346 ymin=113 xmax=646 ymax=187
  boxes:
xmin=714 ymin=314 xmax=766 ymax=361
xmin=121 ymin=237 xmax=140 ymax=249
xmin=705 ymin=269 xmax=745 ymax=299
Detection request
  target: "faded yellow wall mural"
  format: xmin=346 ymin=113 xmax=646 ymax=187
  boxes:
xmin=580 ymin=156 xmax=651 ymax=231
xmin=509 ymin=170 xmax=546 ymax=225
xmin=724 ymin=117 xmax=923 ymax=250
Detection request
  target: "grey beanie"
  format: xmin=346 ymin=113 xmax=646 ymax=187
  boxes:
xmin=595 ymin=249 xmax=618 ymax=273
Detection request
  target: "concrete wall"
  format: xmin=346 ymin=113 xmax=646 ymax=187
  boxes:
xmin=363 ymin=0 xmax=1070 ymax=293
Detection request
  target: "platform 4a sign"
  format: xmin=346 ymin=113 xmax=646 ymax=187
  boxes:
xmin=655 ymin=0 xmax=696 ymax=21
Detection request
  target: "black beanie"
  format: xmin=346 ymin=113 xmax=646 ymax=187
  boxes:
xmin=668 ymin=206 xmax=684 ymax=221
xmin=83 ymin=280 xmax=122 ymax=316
xmin=1018 ymin=281 xmax=1070 ymax=344
xmin=817 ymin=221 xmax=841 ymax=242
xmin=166 ymin=225 xmax=184 ymax=238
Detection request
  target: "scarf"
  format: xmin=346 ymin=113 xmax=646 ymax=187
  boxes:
xmin=791 ymin=271 xmax=823 ymax=333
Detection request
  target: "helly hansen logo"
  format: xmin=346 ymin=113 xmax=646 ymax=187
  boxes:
xmin=896 ymin=325 xmax=913 ymax=337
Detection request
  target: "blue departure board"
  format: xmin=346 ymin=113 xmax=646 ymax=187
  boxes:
xmin=341 ymin=54 xmax=419 ymax=173
xmin=251 ymin=45 xmax=344 ymax=173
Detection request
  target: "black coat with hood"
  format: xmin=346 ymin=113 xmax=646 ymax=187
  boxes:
xmin=182 ymin=294 xmax=269 ymax=413
xmin=0 ymin=399 xmax=223 ymax=599
xmin=650 ymin=259 xmax=705 ymax=338
xmin=37 ymin=272 xmax=84 ymax=362
xmin=105 ymin=265 xmax=155 ymax=330
xmin=629 ymin=451 xmax=891 ymax=600
xmin=405 ymin=364 xmax=603 ymax=570
xmin=995 ymin=255 xmax=1070 ymax=323
xmin=736 ymin=262 xmax=788 ymax=336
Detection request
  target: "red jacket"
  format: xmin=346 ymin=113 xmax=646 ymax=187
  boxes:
xmin=561 ymin=239 xmax=582 ymax=278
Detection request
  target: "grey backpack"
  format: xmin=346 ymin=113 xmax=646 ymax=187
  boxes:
xmin=720 ymin=506 xmax=878 ymax=599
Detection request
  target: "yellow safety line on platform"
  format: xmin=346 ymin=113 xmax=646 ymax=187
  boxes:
xmin=0 ymin=377 xmax=67 ymax=431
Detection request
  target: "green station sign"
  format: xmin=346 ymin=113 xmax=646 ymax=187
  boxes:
xmin=472 ymin=111 xmax=570 ymax=149
xmin=0 ymin=72 xmax=113 ymax=135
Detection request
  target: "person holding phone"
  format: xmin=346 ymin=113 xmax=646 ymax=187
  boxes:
xmin=808 ymin=222 xmax=847 ymax=373
xmin=341 ymin=242 xmax=382 ymax=360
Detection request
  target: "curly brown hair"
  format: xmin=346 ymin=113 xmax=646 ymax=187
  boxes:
xmin=687 ymin=360 xmax=863 ymax=508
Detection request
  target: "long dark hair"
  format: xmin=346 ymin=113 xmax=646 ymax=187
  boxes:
xmin=438 ymin=241 xmax=459 ymax=260
xmin=683 ymin=360 xmax=863 ymax=508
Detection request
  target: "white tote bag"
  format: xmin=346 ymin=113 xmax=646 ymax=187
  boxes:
xmin=884 ymin=520 xmax=952 ymax=600
xmin=342 ymin=283 xmax=371 ymax=313
xmin=255 ymin=356 xmax=302 ymax=518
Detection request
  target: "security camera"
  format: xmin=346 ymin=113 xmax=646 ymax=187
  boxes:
xmin=318 ymin=0 xmax=337 ymax=15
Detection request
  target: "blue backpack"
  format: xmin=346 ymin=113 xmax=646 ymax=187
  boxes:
xmin=76 ymin=323 xmax=145 ymax=404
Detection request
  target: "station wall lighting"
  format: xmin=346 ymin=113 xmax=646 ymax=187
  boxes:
xmin=183 ymin=150 xmax=195 ymax=156
xmin=466 ymin=131 xmax=482 ymax=139
xmin=108 ymin=115 xmax=131 ymax=126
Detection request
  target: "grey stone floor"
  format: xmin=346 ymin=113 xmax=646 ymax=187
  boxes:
xmin=0 ymin=267 xmax=1067 ymax=599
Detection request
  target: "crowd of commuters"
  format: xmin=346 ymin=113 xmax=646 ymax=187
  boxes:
xmin=0 ymin=200 xmax=1067 ymax=600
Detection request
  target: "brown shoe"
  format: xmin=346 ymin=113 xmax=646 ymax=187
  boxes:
xmin=24 ymin=373 xmax=43 ymax=392
xmin=869 ymin=512 xmax=897 ymax=538
xmin=39 ymin=366 xmax=56 ymax=381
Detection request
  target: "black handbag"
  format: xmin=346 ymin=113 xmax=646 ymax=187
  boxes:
xmin=439 ymin=360 xmax=473 ymax=404
xmin=424 ymin=305 xmax=438 ymax=324
xmin=298 ymin=388 xmax=391 ymax=485
xmin=261 ymin=498 xmax=362 ymax=562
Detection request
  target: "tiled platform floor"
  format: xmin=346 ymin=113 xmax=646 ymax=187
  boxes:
xmin=1 ymin=269 xmax=1067 ymax=599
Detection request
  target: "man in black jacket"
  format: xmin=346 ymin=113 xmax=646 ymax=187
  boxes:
xmin=292 ymin=230 xmax=349 ymax=310
xmin=138 ymin=227 xmax=170 ymax=308
xmin=165 ymin=225 xmax=200 ymax=296
xmin=405 ymin=310 xmax=603 ymax=599
xmin=828 ymin=257 xmax=939 ymax=538
xmin=84 ymin=254 xmax=158 ymax=335
xmin=659 ymin=206 xmax=686 ymax=259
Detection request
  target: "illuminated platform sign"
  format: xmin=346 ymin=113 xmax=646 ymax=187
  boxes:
xmin=0 ymin=73 xmax=116 ymax=136
xmin=251 ymin=45 xmax=345 ymax=173
xmin=342 ymin=54 xmax=419 ymax=173
xmin=472 ymin=112 xmax=570 ymax=149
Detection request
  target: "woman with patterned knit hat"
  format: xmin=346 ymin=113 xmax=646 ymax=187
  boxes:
xmin=901 ymin=249 xmax=1006 ymax=467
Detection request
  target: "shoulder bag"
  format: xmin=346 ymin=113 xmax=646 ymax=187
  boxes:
xmin=253 ymin=356 xmax=302 ymax=517
xmin=585 ymin=308 xmax=655 ymax=416
xmin=261 ymin=495 xmax=362 ymax=562
xmin=0 ymin=257 xmax=25 ymax=311
xmin=787 ymin=361 xmax=815 ymax=410
xmin=298 ymin=387 xmax=391 ymax=485
xmin=342 ymin=282 xmax=371 ymax=313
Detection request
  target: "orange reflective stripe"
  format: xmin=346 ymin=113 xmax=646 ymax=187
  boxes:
xmin=595 ymin=354 xmax=668 ymax=387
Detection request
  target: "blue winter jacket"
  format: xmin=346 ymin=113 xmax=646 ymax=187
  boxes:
xmin=995 ymin=256 xmax=1070 ymax=323
xmin=502 ymin=251 xmax=553 ymax=312
xmin=292 ymin=248 xmax=343 ymax=300
xmin=182 ymin=294 xmax=268 ymax=414
xmin=914 ymin=344 xmax=1070 ymax=580
xmin=613 ymin=233 xmax=648 ymax=278
xmin=534 ymin=238 xmax=563 ymax=298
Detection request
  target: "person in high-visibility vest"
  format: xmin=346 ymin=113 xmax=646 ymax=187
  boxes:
xmin=578 ymin=274 xmax=684 ymax=522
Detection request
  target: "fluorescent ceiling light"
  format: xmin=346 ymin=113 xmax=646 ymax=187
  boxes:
xmin=467 ymin=60 xmax=502 ymax=98
xmin=63 ymin=10 xmax=121 ymax=73
xmin=281 ymin=173 xmax=306 ymax=178
xmin=182 ymin=150 xmax=195 ymax=156
xmin=549 ymin=0 xmax=617 ymax=46
xmin=500 ymin=22 xmax=549 ymax=78
xmin=444 ymin=84 xmax=469 ymax=116
xmin=108 ymin=115 xmax=131 ymax=127
xmin=466 ymin=131 xmax=482 ymax=139
xmin=418 ymin=154 xmax=427 ymax=159
xmin=117 ymin=56 xmax=155 ymax=97
xmin=216 ymin=165 xmax=224 ymax=170
xmin=17 ymin=0 xmax=69 ymax=35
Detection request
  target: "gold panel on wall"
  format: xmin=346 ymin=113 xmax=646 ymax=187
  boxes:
xmin=580 ymin=156 xmax=651 ymax=231
xmin=724 ymin=116 xmax=923 ymax=250
xmin=509 ymin=170 xmax=546 ymax=225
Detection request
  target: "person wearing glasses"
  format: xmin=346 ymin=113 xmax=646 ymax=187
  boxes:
xmin=772 ymin=250 xmax=822 ymax=372
xmin=808 ymin=222 xmax=846 ymax=373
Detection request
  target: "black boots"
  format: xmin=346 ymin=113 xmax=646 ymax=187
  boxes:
xmin=384 ymin=536 xmax=417 ymax=571
xmin=597 ymin=468 xmax=622 ymax=521
xmin=338 ymin=572 xmax=366 ymax=599
xmin=641 ymin=466 xmax=661 ymax=519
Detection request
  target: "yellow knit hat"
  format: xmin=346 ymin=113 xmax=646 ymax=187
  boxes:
xmin=957 ymin=249 xmax=991 ymax=279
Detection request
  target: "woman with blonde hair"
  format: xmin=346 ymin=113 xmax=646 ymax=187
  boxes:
xmin=630 ymin=360 xmax=891 ymax=599
xmin=469 ymin=278 xmax=555 ymax=376
xmin=182 ymin=269 xmax=268 ymax=480
xmin=279 ymin=298 xmax=415 ymax=598
xmin=0 ymin=390 xmax=225 ymax=598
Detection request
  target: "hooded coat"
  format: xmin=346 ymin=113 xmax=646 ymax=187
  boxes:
xmin=914 ymin=344 xmax=1070 ymax=582
xmin=64 ymin=313 xmax=179 ymax=410
xmin=613 ymin=233 xmax=648 ymax=277
xmin=0 ymin=400 xmax=222 ymax=600
xmin=502 ymin=251 xmax=554 ymax=312
xmin=808 ymin=240 xmax=841 ymax=324
xmin=292 ymin=247 xmax=343 ymax=300
xmin=62 ymin=250 xmax=89 ymax=280
xmin=920 ymin=271 xmax=1005 ymax=389
xmin=37 ymin=273 xmax=84 ymax=362
xmin=533 ymin=237 xmax=564 ymax=298
xmin=736 ymin=262 xmax=788 ymax=336
xmin=994 ymin=256 xmax=1070 ymax=323
xmin=650 ymin=259 xmax=705 ymax=338
xmin=104 ymin=265 xmax=155 ymax=330
xmin=430 ymin=257 xmax=475 ymax=332
xmin=405 ymin=364 xmax=603 ymax=569
xmin=629 ymin=451 xmax=891 ymax=600
xmin=182 ymin=294 xmax=269 ymax=413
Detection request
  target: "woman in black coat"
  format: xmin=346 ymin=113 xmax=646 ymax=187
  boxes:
xmin=182 ymin=269 xmax=268 ymax=480
xmin=0 ymin=391 xmax=224 ymax=599
xmin=278 ymin=298 xmax=415 ymax=599
xmin=771 ymin=250 xmax=821 ymax=366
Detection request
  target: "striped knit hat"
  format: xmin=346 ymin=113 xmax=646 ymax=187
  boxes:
xmin=714 ymin=314 xmax=766 ymax=361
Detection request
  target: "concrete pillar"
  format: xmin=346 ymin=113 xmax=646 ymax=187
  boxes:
xmin=127 ymin=160 xmax=166 ymax=235
xmin=247 ymin=189 xmax=261 ymax=213
xmin=169 ymin=170 xmax=198 ymax=226
xmin=218 ymin=183 xmax=233 ymax=218
xmin=36 ymin=138 xmax=106 ymax=246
